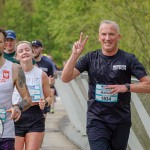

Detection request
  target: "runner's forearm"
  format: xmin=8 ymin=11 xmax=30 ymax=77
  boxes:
xmin=62 ymin=54 xmax=79 ymax=82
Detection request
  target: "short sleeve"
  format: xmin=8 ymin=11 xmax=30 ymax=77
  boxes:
xmin=75 ymin=53 xmax=90 ymax=73
xmin=130 ymin=55 xmax=147 ymax=79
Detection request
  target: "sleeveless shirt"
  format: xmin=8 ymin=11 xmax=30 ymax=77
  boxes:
xmin=12 ymin=66 xmax=44 ymax=104
xmin=0 ymin=60 xmax=15 ymax=138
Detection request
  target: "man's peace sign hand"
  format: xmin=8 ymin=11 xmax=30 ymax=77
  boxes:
xmin=72 ymin=32 xmax=88 ymax=56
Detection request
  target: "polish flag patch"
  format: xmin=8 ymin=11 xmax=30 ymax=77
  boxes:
xmin=3 ymin=70 xmax=10 ymax=79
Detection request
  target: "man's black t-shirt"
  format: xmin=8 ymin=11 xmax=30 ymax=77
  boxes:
xmin=75 ymin=49 xmax=147 ymax=124
xmin=36 ymin=56 xmax=54 ymax=114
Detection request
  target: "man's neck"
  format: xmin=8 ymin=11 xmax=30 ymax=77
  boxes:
xmin=34 ymin=54 xmax=43 ymax=62
xmin=0 ymin=56 xmax=5 ymax=68
xmin=4 ymin=49 xmax=15 ymax=54
xmin=102 ymin=48 xmax=119 ymax=57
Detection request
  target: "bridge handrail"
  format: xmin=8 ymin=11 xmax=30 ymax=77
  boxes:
xmin=55 ymin=71 xmax=150 ymax=150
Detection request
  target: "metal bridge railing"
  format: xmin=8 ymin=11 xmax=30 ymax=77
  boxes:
xmin=55 ymin=72 xmax=150 ymax=150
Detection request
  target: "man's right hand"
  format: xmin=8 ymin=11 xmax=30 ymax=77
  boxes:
xmin=72 ymin=32 xmax=89 ymax=56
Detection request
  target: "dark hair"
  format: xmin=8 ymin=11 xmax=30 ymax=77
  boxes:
xmin=0 ymin=28 xmax=6 ymax=41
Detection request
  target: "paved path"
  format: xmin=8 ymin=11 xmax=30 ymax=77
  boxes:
xmin=41 ymin=97 xmax=81 ymax=150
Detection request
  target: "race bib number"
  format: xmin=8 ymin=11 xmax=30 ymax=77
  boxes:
xmin=95 ymin=84 xmax=118 ymax=102
xmin=0 ymin=108 xmax=6 ymax=122
xmin=28 ymin=85 xmax=41 ymax=102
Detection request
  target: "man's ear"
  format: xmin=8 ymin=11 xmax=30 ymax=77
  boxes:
xmin=118 ymin=34 xmax=121 ymax=40
xmin=98 ymin=34 xmax=100 ymax=42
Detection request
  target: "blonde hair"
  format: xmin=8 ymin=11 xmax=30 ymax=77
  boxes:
xmin=15 ymin=41 xmax=34 ymax=53
xmin=99 ymin=20 xmax=120 ymax=33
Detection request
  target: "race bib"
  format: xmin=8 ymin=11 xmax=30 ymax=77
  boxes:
xmin=28 ymin=85 xmax=41 ymax=102
xmin=0 ymin=108 xmax=6 ymax=122
xmin=95 ymin=84 xmax=118 ymax=102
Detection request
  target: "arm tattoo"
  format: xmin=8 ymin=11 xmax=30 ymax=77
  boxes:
xmin=18 ymin=67 xmax=26 ymax=88
xmin=15 ymin=99 xmax=31 ymax=111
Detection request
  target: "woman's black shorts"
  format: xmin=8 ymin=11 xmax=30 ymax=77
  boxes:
xmin=15 ymin=105 xmax=45 ymax=137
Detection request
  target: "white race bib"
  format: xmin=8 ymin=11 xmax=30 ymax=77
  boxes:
xmin=0 ymin=108 xmax=6 ymax=122
xmin=28 ymin=85 xmax=41 ymax=102
xmin=95 ymin=84 xmax=118 ymax=102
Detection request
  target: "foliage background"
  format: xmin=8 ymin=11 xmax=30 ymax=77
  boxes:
xmin=0 ymin=0 xmax=150 ymax=72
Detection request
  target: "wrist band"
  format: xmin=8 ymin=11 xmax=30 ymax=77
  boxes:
xmin=14 ymin=104 xmax=23 ymax=112
xmin=45 ymin=99 xmax=49 ymax=107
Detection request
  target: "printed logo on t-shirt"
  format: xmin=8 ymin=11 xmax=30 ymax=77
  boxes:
xmin=113 ymin=65 xmax=126 ymax=70
xmin=0 ymin=79 xmax=5 ymax=83
xmin=39 ymin=67 xmax=48 ymax=72
xmin=3 ymin=70 xmax=10 ymax=79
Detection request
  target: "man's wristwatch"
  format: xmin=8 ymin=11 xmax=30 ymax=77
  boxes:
xmin=125 ymin=83 xmax=130 ymax=92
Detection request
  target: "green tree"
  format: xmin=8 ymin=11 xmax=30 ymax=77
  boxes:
xmin=0 ymin=0 xmax=150 ymax=71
